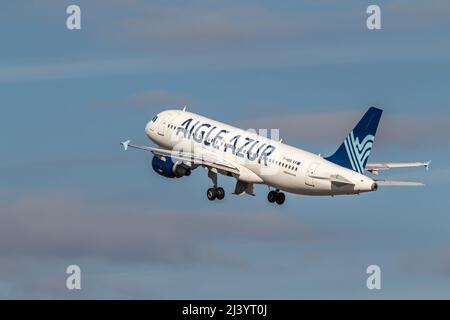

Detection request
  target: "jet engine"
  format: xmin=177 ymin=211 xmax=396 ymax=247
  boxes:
xmin=151 ymin=155 xmax=191 ymax=178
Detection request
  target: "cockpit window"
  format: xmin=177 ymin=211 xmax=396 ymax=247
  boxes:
xmin=151 ymin=115 xmax=158 ymax=122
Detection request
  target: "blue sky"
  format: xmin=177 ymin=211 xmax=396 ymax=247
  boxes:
xmin=1 ymin=0 xmax=450 ymax=298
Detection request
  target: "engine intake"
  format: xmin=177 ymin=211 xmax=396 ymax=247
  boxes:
xmin=151 ymin=155 xmax=191 ymax=178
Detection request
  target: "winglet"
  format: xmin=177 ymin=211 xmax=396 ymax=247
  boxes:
xmin=182 ymin=106 xmax=187 ymax=112
xmin=425 ymin=160 xmax=431 ymax=171
xmin=121 ymin=140 xmax=131 ymax=151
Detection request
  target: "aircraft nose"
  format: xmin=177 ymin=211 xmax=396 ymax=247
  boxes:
xmin=145 ymin=121 xmax=153 ymax=135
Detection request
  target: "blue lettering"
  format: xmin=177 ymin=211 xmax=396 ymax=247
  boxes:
xmin=236 ymin=137 xmax=253 ymax=158
xmin=204 ymin=126 xmax=217 ymax=146
xmin=225 ymin=135 xmax=240 ymax=154
xmin=189 ymin=121 xmax=200 ymax=139
xmin=256 ymin=143 xmax=266 ymax=159
xmin=258 ymin=145 xmax=276 ymax=166
xmin=193 ymin=123 xmax=211 ymax=143
xmin=247 ymin=140 xmax=259 ymax=161
xmin=212 ymin=129 xmax=228 ymax=150
xmin=177 ymin=118 xmax=193 ymax=138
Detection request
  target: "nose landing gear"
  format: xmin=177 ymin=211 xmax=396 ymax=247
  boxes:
xmin=267 ymin=190 xmax=285 ymax=205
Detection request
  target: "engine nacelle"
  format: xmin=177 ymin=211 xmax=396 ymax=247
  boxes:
xmin=151 ymin=155 xmax=191 ymax=178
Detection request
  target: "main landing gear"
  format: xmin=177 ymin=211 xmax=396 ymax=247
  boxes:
xmin=267 ymin=190 xmax=285 ymax=205
xmin=206 ymin=169 xmax=225 ymax=201
xmin=207 ymin=187 xmax=225 ymax=201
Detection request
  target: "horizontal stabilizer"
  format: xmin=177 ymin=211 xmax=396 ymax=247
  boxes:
xmin=375 ymin=180 xmax=424 ymax=187
xmin=366 ymin=161 xmax=431 ymax=173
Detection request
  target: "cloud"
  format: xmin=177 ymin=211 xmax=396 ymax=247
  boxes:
xmin=398 ymin=248 xmax=450 ymax=278
xmin=386 ymin=0 xmax=450 ymax=32
xmin=0 ymin=255 xmax=164 ymax=299
xmin=237 ymin=111 xmax=450 ymax=149
xmin=100 ymin=4 xmax=315 ymax=54
xmin=2 ymin=1 xmax=450 ymax=83
xmin=92 ymin=88 xmax=191 ymax=110
xmin=0 ymin=59 xmax=160 ymax=83
xmin=0 ymin=190 xmax=323 ymax=297
xmin=123 ymin=89 xmax=191 ymax=109
xmin=0 ymin=192 xmax=315 ymax=267
xmin=0 ymin=154 xmax=135 ymax=170
xmin=98 ymin=1 xmax=450 ymax=54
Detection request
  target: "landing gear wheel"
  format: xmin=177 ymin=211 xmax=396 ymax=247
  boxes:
xmin=267 ymin=190 xmax=277 ymax=203
xmin=216 ymin=187 xmax=225 ymax=200
xmin=275 ymin=192 xmax=285 ymax=205
xmin=207 ymin=188 xmax=217 ymax=201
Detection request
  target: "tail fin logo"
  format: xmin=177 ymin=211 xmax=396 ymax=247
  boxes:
xmin=343 ymin=131 xmax=374 ymax=174
xmin=325 ymin=107 xmax=382 ymax=172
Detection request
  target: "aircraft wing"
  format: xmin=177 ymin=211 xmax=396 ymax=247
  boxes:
xmin=365 ymin=161 xmax=430 ymax=174
xmin=120 ymin=140 xmax=240 ymax=174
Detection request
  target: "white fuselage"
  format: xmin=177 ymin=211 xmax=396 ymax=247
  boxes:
xmin=145 ymin=110 xmax=376 ymax=196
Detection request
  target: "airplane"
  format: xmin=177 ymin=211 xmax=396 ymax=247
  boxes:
xmin=121 ymin=107 xmax=429 ymax=205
